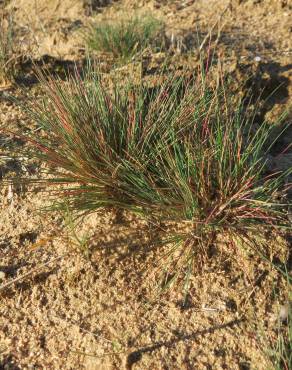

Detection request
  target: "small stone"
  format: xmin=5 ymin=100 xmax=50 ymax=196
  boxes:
xmin=278 ymin=303 xmax=290 ymax=323
xmin=0 ymin=271 xmax=6 ymax=281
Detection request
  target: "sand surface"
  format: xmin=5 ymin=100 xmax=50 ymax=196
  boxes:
xmin=0 ymin=0 xmax=291 ymax=369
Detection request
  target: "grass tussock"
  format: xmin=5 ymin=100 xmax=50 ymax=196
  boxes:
xmin=86 ymin=15 xmax=164 ymax=63
xmin=19 ymin=63 xmax=291 ymax=285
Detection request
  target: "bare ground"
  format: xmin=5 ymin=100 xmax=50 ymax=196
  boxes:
xmin=0 ymin=0 xmax=292 ymax=369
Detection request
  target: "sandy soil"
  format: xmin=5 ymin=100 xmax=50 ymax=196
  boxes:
xmin=0 ymin=0 xmax=291 ymax=369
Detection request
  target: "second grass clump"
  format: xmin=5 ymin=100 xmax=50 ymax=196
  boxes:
xmin=21 ymin=65 xmax=291 ymax=283
xmin=86 ymin=15 xmax=164 ymax=62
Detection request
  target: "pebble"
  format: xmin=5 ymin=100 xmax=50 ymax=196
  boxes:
xmin=0 ymin=271 xmax=6 ymax=281
xmin=278 ymin=303 xmax=290 ymax=323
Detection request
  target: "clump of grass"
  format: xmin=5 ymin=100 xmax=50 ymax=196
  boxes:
xmin=18 ymin=64 xmax=291 ymax=285
xmin=0 ymin=13 xmax=17 ymax=86
xmin=86 ymin=15 xmax=164 ymax=63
